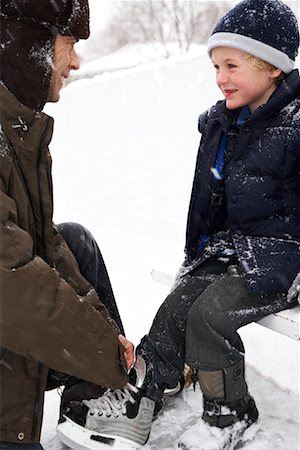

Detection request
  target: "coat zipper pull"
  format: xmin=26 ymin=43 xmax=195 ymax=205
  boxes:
xmin=12 ymin=116 xmax=28 ymax=132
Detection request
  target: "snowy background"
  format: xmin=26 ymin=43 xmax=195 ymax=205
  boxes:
xmin=42 ymin=35 xmax=299 ymax=450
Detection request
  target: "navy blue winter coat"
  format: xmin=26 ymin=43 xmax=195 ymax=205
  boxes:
xmin=185 ymin=69 xmax=300 ymax=295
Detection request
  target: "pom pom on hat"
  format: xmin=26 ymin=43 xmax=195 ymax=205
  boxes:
xmin=207 ymin=0 xmax=299 ymax=73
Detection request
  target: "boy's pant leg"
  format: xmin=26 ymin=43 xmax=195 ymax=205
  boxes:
xmin=185 ymin=273 xmax=295 ymax=402
xmin=136 ymin=259 xmax=229 ymax=400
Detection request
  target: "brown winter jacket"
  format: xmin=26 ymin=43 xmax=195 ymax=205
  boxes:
xmin=0 ymin=83 xmax=128 ymax=444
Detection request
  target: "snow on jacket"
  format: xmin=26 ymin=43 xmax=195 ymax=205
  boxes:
xmin=185 ymin=69 xmax=300 ymax=295
xmin=0 ymin=84 xmax=128 ymax=444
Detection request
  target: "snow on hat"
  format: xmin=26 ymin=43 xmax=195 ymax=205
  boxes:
xmin=207 ymin=0 xmax=299 ymax=73
xmin=0 ymin=0 xmax=90 ymax=111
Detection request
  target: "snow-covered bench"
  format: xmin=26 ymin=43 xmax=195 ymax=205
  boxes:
xmin=151 ymin=269 xmax=300 ymax=341
xmin=255 ymin=308 xmax=299 ymax=340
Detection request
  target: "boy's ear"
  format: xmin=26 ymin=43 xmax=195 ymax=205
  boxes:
xmin=270 ymin=68 xmax=282 ymax=79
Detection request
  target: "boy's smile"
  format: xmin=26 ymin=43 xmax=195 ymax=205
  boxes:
xmin=211 ymin=47 xmax=281 ymax=113
xmin=223 ymin=89 xmax=238 ymax=99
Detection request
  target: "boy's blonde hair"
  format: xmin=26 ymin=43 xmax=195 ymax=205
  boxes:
xmin=244 ymin=54 xmax=286 ymax=85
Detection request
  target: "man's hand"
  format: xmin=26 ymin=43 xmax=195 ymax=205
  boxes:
xmin=288 ymin=272 xmax=300 ymax=303
xmin=118 ymin=334 xmax=135 ymax=370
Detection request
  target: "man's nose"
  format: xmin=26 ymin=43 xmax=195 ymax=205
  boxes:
xmin=70 ymin=48 xmax=80 ymax=71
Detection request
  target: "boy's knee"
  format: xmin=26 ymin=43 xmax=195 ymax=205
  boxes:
xmin=187 ymin=297 xmax=211 ymax=330
xmin=187 ymin=284 xmax=229 ymax=334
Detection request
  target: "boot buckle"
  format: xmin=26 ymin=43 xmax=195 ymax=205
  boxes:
xmin=206 ymin=400 xmax=222 ymax=416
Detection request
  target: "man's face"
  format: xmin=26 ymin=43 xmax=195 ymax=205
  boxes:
xmin=47 ymin=34 xmax=80 ymax=102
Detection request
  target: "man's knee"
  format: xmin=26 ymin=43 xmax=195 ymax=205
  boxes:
xmin=58 ymin=222 xmax=91 ymax=244
xmin=58 ymin=222 xmax=97 ymax=260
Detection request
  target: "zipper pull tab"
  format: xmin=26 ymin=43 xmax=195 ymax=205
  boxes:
xmin=12 ymin=116 xmax=28 ymax=132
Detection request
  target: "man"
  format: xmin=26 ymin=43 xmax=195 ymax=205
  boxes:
xmin=0 ymin=1 xmax=133 ymax=449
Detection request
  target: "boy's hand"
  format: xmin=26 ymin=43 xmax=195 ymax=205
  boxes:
xmin=118 ymin=334 xmax=135 ymax=370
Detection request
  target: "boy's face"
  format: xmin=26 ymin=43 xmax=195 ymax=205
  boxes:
xmin=211 ymin=47 xmax=281 ymax=113
xmin=48 ymin=34 xmax=80 ymax=103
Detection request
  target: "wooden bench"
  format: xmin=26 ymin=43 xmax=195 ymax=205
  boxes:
xmin=151 ymin=269 xmax=300 ymax=341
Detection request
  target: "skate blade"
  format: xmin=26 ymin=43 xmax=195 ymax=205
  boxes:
xmin=57 ymin=417 xmax=140 ymax=450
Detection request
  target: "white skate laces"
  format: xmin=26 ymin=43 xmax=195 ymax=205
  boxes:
xmin=57 ymin=358 xmax=156 ymax=449
xmin=83 ymin=383 xmax=138 ymax=418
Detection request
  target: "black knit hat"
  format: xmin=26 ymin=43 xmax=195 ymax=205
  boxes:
xmin=207 ymin=0 xmax=299 ymax=73
xmin=0 ymin=0 xmax=90 ymax=111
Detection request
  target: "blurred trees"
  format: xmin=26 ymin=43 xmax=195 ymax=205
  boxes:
xmin=79 ymin=0 xmax=299 ymax=63
xmin=92 ymin=1 xmax=231 ymax=58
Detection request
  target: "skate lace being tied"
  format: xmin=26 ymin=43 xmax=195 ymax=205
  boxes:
xmin=83 ymin=383 xmax=138 ymax=418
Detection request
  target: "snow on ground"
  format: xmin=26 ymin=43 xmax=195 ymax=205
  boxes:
xmin=42 ymin=49 xmax=299 ymax=449
xmin=42 ymin=364 xmax=299 ymax=450
xmin=69 ymin=43 xmax=207 ymax=83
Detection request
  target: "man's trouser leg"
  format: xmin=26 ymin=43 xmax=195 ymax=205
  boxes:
xmin=47 ymin=223 xmax=124 ymax=409
xmin=58 ymin=222 xmax=124 ymax=333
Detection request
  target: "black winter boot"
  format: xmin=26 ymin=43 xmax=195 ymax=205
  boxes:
xmin=197 ymin=360 xmax=258 ymax=428
xmin=202 ymin=393 xmax=258 ymax=428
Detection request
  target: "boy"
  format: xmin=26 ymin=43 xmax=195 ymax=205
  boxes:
xmin=58 ymin=0 xmax=300 ymax=448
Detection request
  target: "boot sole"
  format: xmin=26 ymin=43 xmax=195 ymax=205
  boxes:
xmin=57 ymin=417 xmax=140 ymax=450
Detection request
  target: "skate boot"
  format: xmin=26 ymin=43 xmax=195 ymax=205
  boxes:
xmin=57 ymin=356 xmax=161 ymax=450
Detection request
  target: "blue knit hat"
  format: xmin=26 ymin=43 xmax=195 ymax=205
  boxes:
xmin=207 ymin=0 xmax=299 ymax=73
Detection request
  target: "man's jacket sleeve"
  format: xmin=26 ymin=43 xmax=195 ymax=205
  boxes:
xmin=0 ymin=189 xmax=128 ymax=389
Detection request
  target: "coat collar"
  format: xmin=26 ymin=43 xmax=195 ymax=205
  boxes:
xmin=253 ymin=69 xmax=300 ymax=121
xmin=203 ymin=69 xmax=300 ymax=130
xmin=0 ymin=82 xmax=53 ymax=154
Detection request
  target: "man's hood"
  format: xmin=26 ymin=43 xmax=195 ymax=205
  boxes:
xmin=0 ymin=0 xmax=90 ymax=111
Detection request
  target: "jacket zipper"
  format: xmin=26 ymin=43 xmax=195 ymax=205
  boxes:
xmin=36 ymin=127 xmax=48 ymax=261
xmin=30 ymin=125 xmax=49 ymax=441
xmin=30 ymin=363 xmax=44 ymax=441
xmin=3 ymin=122 xmax=50 ymax=440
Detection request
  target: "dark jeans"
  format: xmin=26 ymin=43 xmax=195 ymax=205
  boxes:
xmin=47 ymin=222 xmax=124 ymax=390
xmin=185 ymin=273 xmax=293 ymax=371
xmin=138 ymin=258 xmax=295 ymax=401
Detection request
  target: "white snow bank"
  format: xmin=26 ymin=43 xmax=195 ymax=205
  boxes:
xmin=68 ymin=42 xmax=207 ymax=83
